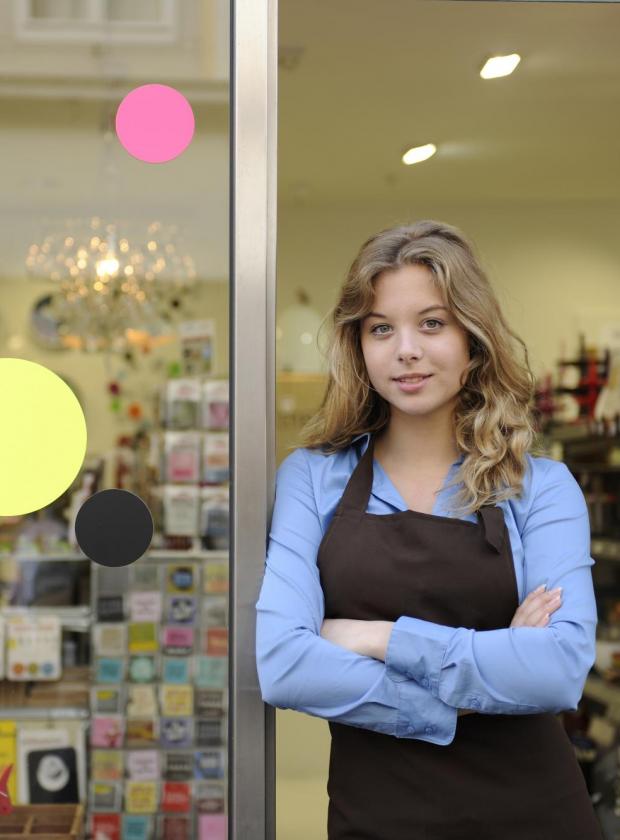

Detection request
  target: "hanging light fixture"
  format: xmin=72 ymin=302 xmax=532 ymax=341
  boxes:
xmin=24 ymin=98 xmax=198 ymax=354
xmin=25 ymin=215 xmax=197 ymax=353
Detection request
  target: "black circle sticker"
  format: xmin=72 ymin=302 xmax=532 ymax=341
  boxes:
xmin=75 ymin=489 xmax=153 ymax=567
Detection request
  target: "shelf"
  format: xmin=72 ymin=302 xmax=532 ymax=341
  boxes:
xmin=0 ymin=553 xmax=89 ymax=562
xmin=0 ymin=707 xmax=89 ymax=720
xmin=0 ymin=549 xmax=229 ymax=562
xmin=591 ymin=538 xmax=620 ymax=562
xmin=0 ymin=606 xmax=91 ymax=631
xmin=566 ymin=462 xmax=620 ymax=474
xmin=584 ymin=674 xmax=620 ymax=722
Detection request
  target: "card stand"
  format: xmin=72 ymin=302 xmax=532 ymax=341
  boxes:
xmin=0 ymin=803 xmax=84 ymax=839
xmin=150 ymin=376 xmax=229 ymax=553
xmin=89 ymin=555 xmax=229 ymax=840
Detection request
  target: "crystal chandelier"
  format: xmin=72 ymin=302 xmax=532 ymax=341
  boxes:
xmin=25 ymin=215 xmax=197 ymax=353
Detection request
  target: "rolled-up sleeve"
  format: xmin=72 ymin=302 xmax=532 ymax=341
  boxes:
xmin=255 ymin=448 xmax=459 ymax=745
xmin=384 ymin=460 xmax=598 ymax=715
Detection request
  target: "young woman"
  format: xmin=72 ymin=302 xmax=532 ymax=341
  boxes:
xmin=255 ymin=220 xmax=602 ymax=839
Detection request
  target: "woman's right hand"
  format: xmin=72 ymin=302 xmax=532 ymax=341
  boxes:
xmin=509 ymin=584 xmax=563 ymax=629
xmin=457 ymin=585 xmax=563 ymax=717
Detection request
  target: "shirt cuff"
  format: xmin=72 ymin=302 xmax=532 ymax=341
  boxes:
xmin=386 ymin=662 xmax=458 ymax=745
xmin=385 ymin=615 xmax=456 ymax=694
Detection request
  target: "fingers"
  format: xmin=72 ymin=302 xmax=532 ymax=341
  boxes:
xmin=512 ymin=586 xmax=563 ymax=628
xmin=529 ymin=591 xmax=562 ymax=625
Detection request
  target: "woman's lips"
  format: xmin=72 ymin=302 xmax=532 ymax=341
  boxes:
xmin=393 ymin=375 xmax=432 ymax=393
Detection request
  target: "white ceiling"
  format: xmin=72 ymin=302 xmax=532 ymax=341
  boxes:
xmin=0 ymin=0 xmax=619 ymax=282
xmin=277 ymin=0 xmax=620 ymax=204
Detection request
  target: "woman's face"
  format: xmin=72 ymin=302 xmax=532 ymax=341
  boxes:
xmin=360 ymin=263 xmax=471 ymax=423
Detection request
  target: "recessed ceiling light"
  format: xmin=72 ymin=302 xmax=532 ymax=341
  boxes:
xmin=401 ymin=143 xmax=437 ymax=166
xmin=480 ymin=54 xmax=521 ymax=80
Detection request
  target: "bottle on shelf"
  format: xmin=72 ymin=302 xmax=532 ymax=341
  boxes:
xmin=594 ymin=349 xmax=620 ymax=435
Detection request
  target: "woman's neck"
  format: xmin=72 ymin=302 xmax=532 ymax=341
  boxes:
xmin=374 ymin=425 xmax=460 ymax=474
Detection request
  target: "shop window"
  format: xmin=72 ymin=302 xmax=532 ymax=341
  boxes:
xmin=14 ymin=0 xmax=178 ymax=44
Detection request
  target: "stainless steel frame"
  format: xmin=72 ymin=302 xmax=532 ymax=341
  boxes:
xmin=230 ymin=0 xmax=278 ymax=837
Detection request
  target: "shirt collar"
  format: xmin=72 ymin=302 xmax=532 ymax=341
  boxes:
xmin=351 ymin=430 xmax=465 ymax=466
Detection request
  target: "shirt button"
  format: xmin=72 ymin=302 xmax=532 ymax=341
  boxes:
xmin=471 ymin=698 xmax=480 ymax=710
xmin=421 ymin=677 xmax=430 ymax=688
xmin=425 ymin=725 xmax=435 ymax=735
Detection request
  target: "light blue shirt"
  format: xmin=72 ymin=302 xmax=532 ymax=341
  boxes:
xmin=255 ymin=431 xmax=598 ymax=746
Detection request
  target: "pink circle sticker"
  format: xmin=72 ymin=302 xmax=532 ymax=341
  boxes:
xmin=115 ymin=84 xmax=195 ymax=164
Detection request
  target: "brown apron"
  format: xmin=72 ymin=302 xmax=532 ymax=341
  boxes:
xmin=317 ymin=433 xmax=602 ymax=840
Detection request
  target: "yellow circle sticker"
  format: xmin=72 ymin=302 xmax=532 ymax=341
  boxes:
xmin=0 ymin=358 xmax=87 ymax=516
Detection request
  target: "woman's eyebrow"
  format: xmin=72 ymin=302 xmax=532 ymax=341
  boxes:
xmin=366 ymin=305 xmax=449 ymax=318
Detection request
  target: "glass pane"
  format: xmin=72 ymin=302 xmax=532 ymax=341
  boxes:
xmin=106 ymin=0 xmax=165 ymax=23
xmin=30 ymin=0 xmax=88 ymax=20
xmin=0 ymin=3 xmax=230 ymax=838
xmin=276 ymin=0 xmax=618 ymax=837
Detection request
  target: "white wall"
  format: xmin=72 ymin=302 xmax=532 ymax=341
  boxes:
xmin=277 ymin=198 xmax=620 ymax=382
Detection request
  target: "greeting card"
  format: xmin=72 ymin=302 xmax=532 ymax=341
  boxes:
xmin=93 ymin=623 xmax=127 ymax=657
xmin=203 ymin=431 xmax=229 ymax=484
xmin=122 ymin=814 xmax=152 ymax=840
xmin=194 ymin=749 xmax=226 ymax=780
xmin=128 ymin=591 xmax=162 ymax=623
xmin=202 ymin=379 xmax=229 ymax=431
xmin=162 ymin=626 xmax=194 ymax=656
xmin=163 ymin=657 xmax=190 ymax=684
xmin=90 ymin=716 xmax=124 ymax=749
xmin=127 ymin=685 xmax=158 ymax=718
xmin=194 ymin=656 xmax=227 ymax=689
xmin=95 ymin=657 xmax=124 ymax=684
xmin=128 ymin=623 xmax=159 ymax=654
xmin=202 ymin=595 xmax=227 ymax=628
xmin=92 ymin=812 xmax=121 ymax=840
xmin=160 ymin=717 xmax=193 ymax=749
xmin=128 ymin=655 xmax=158 ymax=683
xmin=161 ymin=781 xmax=191 ymax=813
xmin=167 ymin=596 xmax=196 ymax=625
xmin=161 ymin=685 xmax=193 ymax=717
xmin=199 ymin=814 xmax=227 ymax=840
xmin=7 ymin=615 xmax=61 ymax=681
xmin=131 ymin=564 xmax=161 ymax=591
xmin=166 ymin=565 xmax=196 ymax=595
xmin=91 ymin=750 xmax=124 ymax=782
xmin=125 ymin=780 xmax=158 ymax=814
xmin=165 ymin=752 xmax=193 ymax=781
xmin=126 ymin=750 xmax=160 ymax=782
xmin=159 ymin=815 xmax=190 ymax=840
xmin=203 ymin=561 xmax=228 ymax=595
xmin=125 ymin=719 xmax=158 ymax=748
xmin=91 ymin=686 xmax=123 ymax=714
xmin=90 ymin=780 xmax=121 ymax=811
xmin=203 ymin=627 xmax=228 ymax=657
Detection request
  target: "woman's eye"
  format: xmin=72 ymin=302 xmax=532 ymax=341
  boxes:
xmin=369 ymin=319 xmax=443 ymax=335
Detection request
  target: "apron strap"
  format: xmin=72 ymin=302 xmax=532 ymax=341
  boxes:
xmin=478 ymin=505 xmax=506 ymax=553
xmin=336 ymin=433 xmax=374 ymax=516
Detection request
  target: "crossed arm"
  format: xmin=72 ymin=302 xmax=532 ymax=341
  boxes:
xmin=255 ymin=449 xmax=597 ymax=744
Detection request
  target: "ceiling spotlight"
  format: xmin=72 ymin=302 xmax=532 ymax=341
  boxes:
xmin=401 ymin=143 xmax=437 ymax=166
xmin=480 ymin=54 xmax=521 ymax=80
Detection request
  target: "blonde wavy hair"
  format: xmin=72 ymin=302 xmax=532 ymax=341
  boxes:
xmin=295 ymin=219 xmax=546 ymax=518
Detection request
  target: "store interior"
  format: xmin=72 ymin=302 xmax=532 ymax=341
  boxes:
xmin=275 ymin=1 xmax=620 ymax=838
xmin=0 ymin=0 xmax=620 ymax=838
xmin=0 ymin=3 xmax=230 ymax=840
